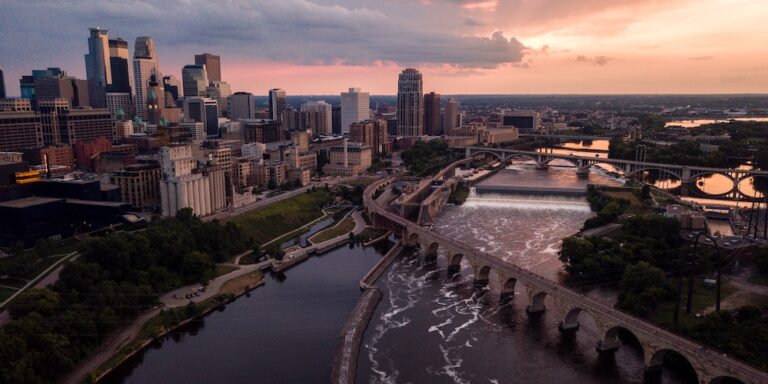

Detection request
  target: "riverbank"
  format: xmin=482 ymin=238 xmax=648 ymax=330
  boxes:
xmin=64 ymin=265 xmax=269 ymax=384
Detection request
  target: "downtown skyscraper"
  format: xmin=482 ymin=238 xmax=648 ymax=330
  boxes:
xmin=182 ymin=64 xmax=208 ymax=98
xmin=84 ymin=27 xmax=111 ymax=108
xmin=340 ymin=87 xmax=369 ymax=135
xmin=397 ymin=68 xmax=423 ymax=137
xmin=133 ymin=36 xmax=159 ymax=120
xmin=194 ymin=53 xmax=221 ymax=82
xmin=268 ymin=88 xmax=287 ymax=121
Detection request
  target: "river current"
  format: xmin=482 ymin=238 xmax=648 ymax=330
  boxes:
xmin=357 ymin=165 xmax=691 ymax=384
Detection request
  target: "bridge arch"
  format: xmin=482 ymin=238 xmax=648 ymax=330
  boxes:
xmin=647 ymin=348 xmax=699 ymax=384
xmin=404 ymin=231 xmax=420 ymax=247
xmin=501 ymin=277 xmax=517 ymax=297
xmin=468 ymin=150 xmax=505 ymax=162
xmin=503 ymin=153 xmax=538 ymax=164
xmin=600 ymin=326 xmax=644 ymax=355
xmin=560 ymin=307 xmax=599 ymax=332
xmin=527 ymin=291 xmax=547 ymax=313
xmin=474 ymin=265 xmax=492 ymax=287
xmin=447 ymin=253 xmax=464 ymax=274
xmin=625 ymin=167 xmax=682 ymax=181
xmin=542 ymin=157 xmax=579 ymax=168
xmin=424 ymin=241 xmax=440 ymax=261
xmin=709 ymin=376 xmax=746 ymax=384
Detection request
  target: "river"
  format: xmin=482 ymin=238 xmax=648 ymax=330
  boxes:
xmin=357 ymin=166 xmax=695 ymax=384
xmin=102 ymin=243 xmax=387 ymax=384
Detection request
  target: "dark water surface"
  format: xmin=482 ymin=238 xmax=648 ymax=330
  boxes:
xmin=103 ymin=243 xmax=385 ymax=384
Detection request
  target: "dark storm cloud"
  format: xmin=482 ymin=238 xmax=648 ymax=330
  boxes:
xmin=0 ymin=0 xmax=526 ymax=69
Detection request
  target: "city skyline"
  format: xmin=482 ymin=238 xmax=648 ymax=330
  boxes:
xmin=1 ymin=0 xmax=768 ymax=96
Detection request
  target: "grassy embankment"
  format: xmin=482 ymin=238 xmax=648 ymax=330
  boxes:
xmin=310 ymin=215 xmax=356 ymax=244
xmin=228 ymin=189 xmax=332 ymax=245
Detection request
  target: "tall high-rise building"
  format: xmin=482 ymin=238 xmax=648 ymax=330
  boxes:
xmin=300 ymin=100 xmax=332 ymax=136
xmin=107 ymin=38 xmax=133 ymax=120
xmin=194 ymin=53 xmax=221 ymax=82
xmin=206 ymin=80 xmax=231 ymax=114
xmin=162 ymin=75 xmax=182 ymax=106
xmin=340 ymin=87 xmax=369 ymax=135
xmin=229 ymin=92 xmax=256 ymax=121
xmin=397 ymin=68 xmax=423 ymax=137
xmin=183 ymin=97 xmax=219 ymax=138
xmin=424 ymin=92 xmax=442 ymax=136
xmin=133 ymin=36 xmax=159 ymax=120
xmin=0 ymin=67 xmax=5 ymax=99
xmin=331 ymin=106 xmax=341 ymax=135
xmin=182 ymin=65 xmax=208 ymax=98
xmin=84 ymin=27 xmax=111 ymax=108
xmin=268 ymin=88 xmax=287 ymax=121
xmin=108 ymin=38 xmax=131 ymax=93
xmin=443 ymin=98 xmax=460 ymax=133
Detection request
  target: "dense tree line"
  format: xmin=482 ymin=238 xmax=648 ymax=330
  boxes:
xmin=582 ymin=187 xmax=631 ymax=229
xmin=0 ymin=209 xmax=252 ymax=383
xmin=609 ymin=139 xmax=728 ymax=168
xmin=401 ymin=141 xmax=457 ymax=176
xmin=560 ymin=188 xmax=690 ymax=317
xmin=674 ymin=305 xmax=768 ymax=370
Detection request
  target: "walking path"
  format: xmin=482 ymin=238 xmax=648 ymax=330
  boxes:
xmin=159 ymin=259 xmax=272 ymax=308
xmin=61 ymin=307 xmax=162 ymax=384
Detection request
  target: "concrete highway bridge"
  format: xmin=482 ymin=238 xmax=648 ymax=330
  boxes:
xmin=463 ymin=146 xmax=768 ymax=200
xmin=364 ymin=174 xmax=768 ymax=384
xmin=519 ymin=133 xmax=613 ymax=141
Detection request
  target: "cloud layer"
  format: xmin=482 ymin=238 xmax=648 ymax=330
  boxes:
xmin=0 ymin=0 xmax=526 ymax=70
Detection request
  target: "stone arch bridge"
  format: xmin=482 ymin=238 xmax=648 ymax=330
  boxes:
xmin=365 ymin=177 xmax=768 ymax=384
xmin=463 ymin=147 xmax=768 ymax=200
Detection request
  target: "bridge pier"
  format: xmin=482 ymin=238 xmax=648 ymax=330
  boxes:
xmin=535 ymin=163 xmax=549 ymax=171
xmin=576 ymin=167 xmax=590 ymax=178
xmin=596 ymin=338 xmax=620 ymax=353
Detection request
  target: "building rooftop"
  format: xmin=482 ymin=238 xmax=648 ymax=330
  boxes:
xmin=0 ymin=196 xmax=62 ymax=209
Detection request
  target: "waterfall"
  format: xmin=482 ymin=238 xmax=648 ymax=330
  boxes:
xmin=463 ymin=188 xmax=592 ymax=212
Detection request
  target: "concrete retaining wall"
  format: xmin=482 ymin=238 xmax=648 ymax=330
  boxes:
xmin=330 ymin=288 xmax=382 ymax=384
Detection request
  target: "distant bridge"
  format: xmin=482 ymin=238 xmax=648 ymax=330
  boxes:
xmin=463 ymin=147 xmax=768 ymax=200
xmin=364 ymin=174 xmax=768 ymax=384
xmin=519 ymin=133 xmax=613 ymax=141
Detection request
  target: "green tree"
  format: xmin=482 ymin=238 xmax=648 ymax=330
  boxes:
xmin=617 ymin=261 xmax=672 ymax=317
xmin=8 ymin=289 xmax=61 ymax=319
xmin=180 ymin=251 xmax=215 ymax=283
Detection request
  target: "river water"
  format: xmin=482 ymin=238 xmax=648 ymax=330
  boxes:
xmin=357 ymin=165 xmax=695 ymax=384
xmin=102 ymin=243 xmax=387 ymax=384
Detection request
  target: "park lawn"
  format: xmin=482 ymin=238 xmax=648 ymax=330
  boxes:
xmin=310 ymin=216 xmax=355 ymax=244
xmin=229 ymin=189 xmax=332 ymax=244
xmin=603 ymin=190 xmax=643 ymax=208
xmin=651 ymin=278 xmax=735 ymax=326
xmin=0 ymin=287 xmax=18 ymax=302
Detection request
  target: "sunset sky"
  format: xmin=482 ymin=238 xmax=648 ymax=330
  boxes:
xmin=1 ymin=0 xmax=767 ymax=96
